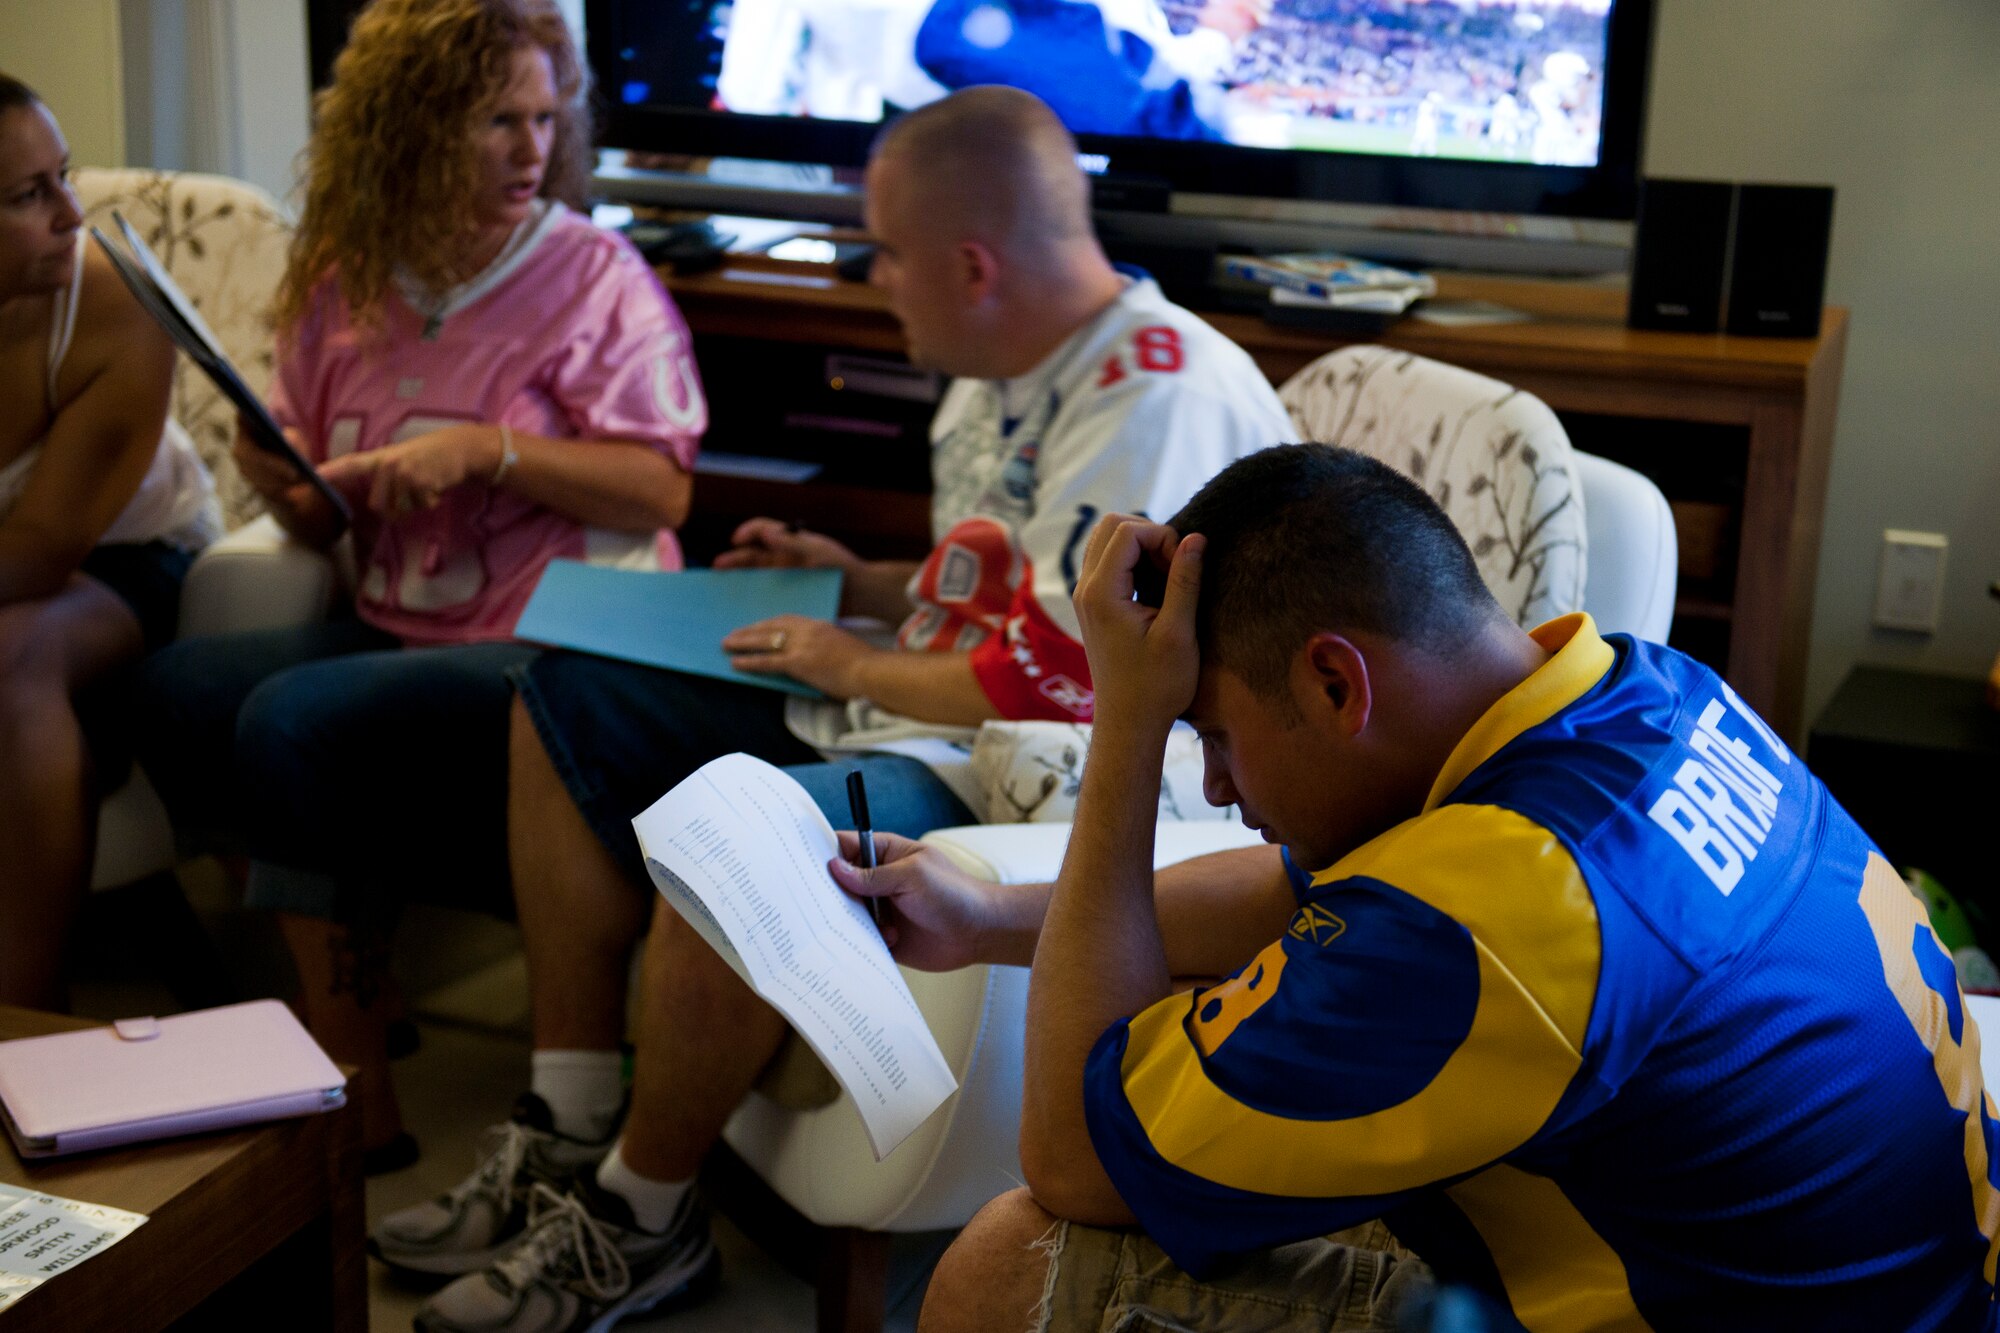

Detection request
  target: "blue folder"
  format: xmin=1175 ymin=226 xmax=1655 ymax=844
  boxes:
xmin=515 ymin=561 xmax=845 ymax=698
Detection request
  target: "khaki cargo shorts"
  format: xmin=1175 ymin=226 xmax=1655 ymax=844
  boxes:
xmin=752 ymin=1029 xmax=843 ymax=1109
xmin=1032 ymin=1218 xmax=1433 ymax=1333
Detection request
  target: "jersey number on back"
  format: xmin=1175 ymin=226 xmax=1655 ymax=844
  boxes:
xmin=1098 ymin=326 xmax=1185 ymax=387
xmin=1858 ymin=852 xmax=2000 ymax=1281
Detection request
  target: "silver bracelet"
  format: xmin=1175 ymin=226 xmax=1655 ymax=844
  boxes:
xmin=490 ymin=422 xmax=518 ymax=488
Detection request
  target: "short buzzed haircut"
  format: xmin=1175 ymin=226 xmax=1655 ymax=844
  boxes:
xmin=871 ymin=86 xmax=1093 ymax=258
xmin=1165 ymin=445 xmax=1503 ymax=703
xmin=0 ymin=74 xmax=40 ymax=115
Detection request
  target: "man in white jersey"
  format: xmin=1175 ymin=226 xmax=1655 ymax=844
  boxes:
xmin=399 ymin=87 xmax=1292 ymax=1333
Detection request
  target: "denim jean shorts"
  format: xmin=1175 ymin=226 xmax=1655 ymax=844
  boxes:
xmin=81 ymin=540 xmax=193 ymax=651
xmin=512 ymin=649 xmax=974 ymax=889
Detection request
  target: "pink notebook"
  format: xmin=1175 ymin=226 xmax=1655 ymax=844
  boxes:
xmin=0 ymin=1000 xmax=346 ymax=1157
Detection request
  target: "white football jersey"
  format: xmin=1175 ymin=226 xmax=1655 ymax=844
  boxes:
xmin=907 ymin=275 xmax=1292 ymax=718
xmin=789 ymin=274 xmax=1290 ymax=778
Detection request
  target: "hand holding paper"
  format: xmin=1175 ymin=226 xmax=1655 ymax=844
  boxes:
xmin=633 ymin=754 xmax=957 ymax=1158
xmin=231 ymin=419 xmax=315 ymax=505
xmin=826 ymin=829 xmax=1003 ymax=973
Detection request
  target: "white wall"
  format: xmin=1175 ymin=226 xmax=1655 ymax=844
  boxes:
xmin=219 ymin=0 xmax=311 ymax=200
xmin=117 ymin=0 xmax=310 ymax=202
xmin=0 ymin=0 xmax=127 ymax=166
xmin=1643 ymin=0 xmax=2000 ymax=721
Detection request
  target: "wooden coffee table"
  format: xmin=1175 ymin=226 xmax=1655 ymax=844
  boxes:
xmin=0 ymin=1006 xmax=364 ymax=1331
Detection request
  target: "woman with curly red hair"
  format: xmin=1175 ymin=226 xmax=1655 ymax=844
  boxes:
xmin=131 ymin=0 xmax=707 ymax=1166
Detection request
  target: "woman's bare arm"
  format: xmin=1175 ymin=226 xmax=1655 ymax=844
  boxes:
xmin=0 ymin=249 xmax=175 ymax=604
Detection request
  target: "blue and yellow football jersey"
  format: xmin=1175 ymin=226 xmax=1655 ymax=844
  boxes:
xmin=1084 ymin=615 xmax=2000 ymax=1331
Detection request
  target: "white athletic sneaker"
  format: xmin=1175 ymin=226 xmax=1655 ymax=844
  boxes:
xmin=370 ymin=1093 xmax=617 ymax=1276
xmin=414 ymin=1177 xmax=720 ymax=1333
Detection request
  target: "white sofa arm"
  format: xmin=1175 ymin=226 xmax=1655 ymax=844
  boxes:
xmin=920 ymin=820 xmax=1265 ymax=887
xmin=176 ymin=514 xmax=341 ymax=639
xmin=719 ymin=818 xmax=1264 ymax=1232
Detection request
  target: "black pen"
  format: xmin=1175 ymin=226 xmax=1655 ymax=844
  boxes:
xmin=846 ymin=769 xmax=880 ymax=923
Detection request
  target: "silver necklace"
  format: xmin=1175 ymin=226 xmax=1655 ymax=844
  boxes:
xmin=410 ymin=203 xmax=544 ymax=340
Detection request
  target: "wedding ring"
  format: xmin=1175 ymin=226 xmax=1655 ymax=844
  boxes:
xmin=771 ymin=630 xmax=788 ymax=652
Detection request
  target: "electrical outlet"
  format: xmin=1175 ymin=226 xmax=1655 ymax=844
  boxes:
xmin=1873 ymin=530 xmax=1948 ymax=632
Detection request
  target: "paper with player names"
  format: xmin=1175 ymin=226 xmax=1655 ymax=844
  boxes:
xmin=633 ymin=754 xmax=957 ymax=1159
xmin=0 ymin=1184 xmax=147 ymax=1311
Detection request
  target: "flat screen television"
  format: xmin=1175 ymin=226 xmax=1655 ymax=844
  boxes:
xmin=588 ymin=0 xmax=1652 ymax=230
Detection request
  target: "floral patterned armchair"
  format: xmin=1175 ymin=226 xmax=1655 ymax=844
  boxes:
xmin=76 ymin=167 xmax=293 ymax=531
xmin=1277 ymin=345 xmax=1587 ymax=627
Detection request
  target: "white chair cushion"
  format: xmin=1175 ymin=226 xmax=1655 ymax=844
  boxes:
xmin=176 ymin=514 xmax=341 ymax=639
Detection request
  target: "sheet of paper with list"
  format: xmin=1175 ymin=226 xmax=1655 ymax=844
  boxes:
xmin=632 ymin=753 xmax=958 ymax=1159
xmin=0 ymin=1184 xmax=147 ymax=1310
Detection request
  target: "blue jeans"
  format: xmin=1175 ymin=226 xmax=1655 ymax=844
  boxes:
xmin=129 ymin=620 xmax=540 ymax=922
xmin=514 ymin=649 xmax=976 ymax=891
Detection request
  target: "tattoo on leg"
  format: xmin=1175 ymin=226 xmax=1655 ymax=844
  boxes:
xmin=327 ymin=921 xmax=391 ymax=1009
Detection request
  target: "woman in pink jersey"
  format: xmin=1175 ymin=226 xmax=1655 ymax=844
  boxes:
xmin=130 ymin=0 xmax=706 ymax=1165
xmin=0 ymin=75 xmax=220 ymax=1009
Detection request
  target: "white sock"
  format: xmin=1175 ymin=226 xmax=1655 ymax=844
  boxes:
xmin=529 ymin=1049 xmax=625 ymax=1142
xmin=595 ymin=1141 xmax=693 ymax=1234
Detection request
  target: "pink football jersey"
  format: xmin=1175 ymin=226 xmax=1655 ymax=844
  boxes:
xmin=271 ymin=204 xmax=706 ymax=645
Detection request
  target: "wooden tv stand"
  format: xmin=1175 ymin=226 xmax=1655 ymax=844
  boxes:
xmin=663 ymin=259 xmax=1848 ymax=741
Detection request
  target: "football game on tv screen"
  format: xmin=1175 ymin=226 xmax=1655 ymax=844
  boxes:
xmin=605 ymin=0 xmax=1616 ymax=168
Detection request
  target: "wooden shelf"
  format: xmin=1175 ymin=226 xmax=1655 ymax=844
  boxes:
xmin=1673 ymin=595 xmax=1736 ymax=623
xmin=682 ymin=470 xmax=932 ymax=565
xmin=663 ymin=259 xmax=1849 ymax=741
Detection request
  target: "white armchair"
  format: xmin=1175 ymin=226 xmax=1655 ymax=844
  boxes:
xmin=719 ymin=349 xmax=1678 ymax=1332
xmin=77 ymin=170 xmax=341 ymax=899
xmin=1573 ymin=451 xmax=1676 ymax=644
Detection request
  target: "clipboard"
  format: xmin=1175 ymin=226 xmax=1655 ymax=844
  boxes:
xmin=90 ymin=213 xmax=352 ymax=534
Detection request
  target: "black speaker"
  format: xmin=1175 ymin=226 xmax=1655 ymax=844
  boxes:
xmin=1627 ymin=179 xmax=1736 ymax=332
xmin=1726 ymin=184 xmax=1835 ymax=338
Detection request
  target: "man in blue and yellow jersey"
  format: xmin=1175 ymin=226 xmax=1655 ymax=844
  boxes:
xmin=884 ymin=444 xmax=1998 ymax=1332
